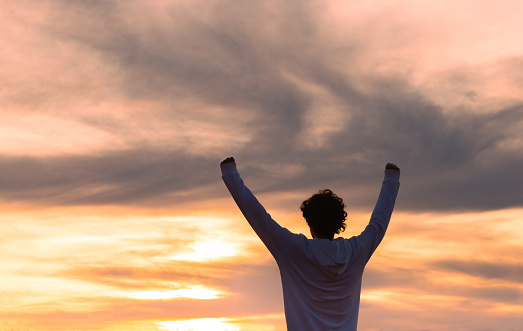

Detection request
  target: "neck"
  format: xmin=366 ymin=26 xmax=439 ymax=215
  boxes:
xmin=311 ymin=229 xmax=333 ymax=240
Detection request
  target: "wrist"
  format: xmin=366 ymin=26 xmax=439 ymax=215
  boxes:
xmin=221 ymin=162 xmax=238 ymax=176
xmin=384 ymin=168 xmax=400 ymax=181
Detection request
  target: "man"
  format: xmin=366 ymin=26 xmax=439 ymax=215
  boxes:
xmin=220 ymin=157 xmax=400 ymax=331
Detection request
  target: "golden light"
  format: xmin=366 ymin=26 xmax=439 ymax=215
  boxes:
xmin=130 ymin=286 xmax=223 ymax=300
xmin=156 ymin=318 xmax=240 ymax=331
xmin=491 ymin=303 xmax=523 ymax=313
xmin=169 ymin=238 xmax=242 ymax=262
xmin=361 ymin=289 xmax=466 ymax=311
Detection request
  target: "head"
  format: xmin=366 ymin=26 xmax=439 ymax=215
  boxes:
xmin=300 ymin=189 xmax=347 ymax=240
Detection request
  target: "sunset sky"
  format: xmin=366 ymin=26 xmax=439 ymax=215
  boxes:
xmin=1 ymin=0 xmax=523 ymax=330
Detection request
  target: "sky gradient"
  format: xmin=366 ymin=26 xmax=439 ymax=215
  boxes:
xmin=1 ymin=0 xmax=523 ymax=330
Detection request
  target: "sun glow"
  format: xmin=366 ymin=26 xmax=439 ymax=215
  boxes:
xmin=130 ymin=286 xmax=223 ymax=300
xmin=156 ymin=318 xmax=240 ymax=331
xmin=491 ymin=303 xmax=523 ymax=313
xmin=169 ymin=238 xmax=241 ymax=261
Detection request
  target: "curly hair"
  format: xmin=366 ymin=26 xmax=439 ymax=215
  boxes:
xmin=300 ymin=189 xmax=347 ymax=239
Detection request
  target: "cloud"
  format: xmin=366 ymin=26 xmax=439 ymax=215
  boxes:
xmin=5 ymin=261 xmax=284 ymax=329
xmin=1 ymin=0 xmax=523 ymax=213
xmin=2 ymin=2 xmax=523 ymax=330
xmin=364 ymin=264 xmax=523 ymax=304
xmin=0 ymin=150 xmax=222 ymax=206
xmin=434 ymin=259 xmax=523 ymax=284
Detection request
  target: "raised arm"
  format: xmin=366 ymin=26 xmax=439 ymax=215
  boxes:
xmin=358 ymin=163 xmax=401 ymax=262
xmin=220 ymin=157 xmax=293 ymax=258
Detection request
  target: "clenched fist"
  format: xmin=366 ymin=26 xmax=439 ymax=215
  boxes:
xmin=221 ymin=157 xmax=236 ymax=165
xmin=385 ymin=163 xmax=400 ymax=171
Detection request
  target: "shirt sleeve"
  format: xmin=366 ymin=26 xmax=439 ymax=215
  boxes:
xmin=221 ymin=162 xmax=295 ymax=259
xmin=357 ymin=169 xmax=400 ymax=263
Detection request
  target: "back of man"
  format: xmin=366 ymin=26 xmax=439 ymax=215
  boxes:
xmin=221 ymin=158 xmax=400 ymax=330
xmin=274 ymin=236 xmax=366 ymax=330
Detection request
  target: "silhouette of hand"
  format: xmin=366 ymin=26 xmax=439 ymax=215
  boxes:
xmin=221 ymin=157 xmax=236 ymax=165
xmin=386 ymin=163 xmax=400 ymax=171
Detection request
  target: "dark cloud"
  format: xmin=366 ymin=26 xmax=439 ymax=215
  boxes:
xmin=0 ymin=150 xmax=221 ymax=206
xmin=434 ymin=259 xmax=523 ymax=283
xmin=436 ymin=259 xmax=523 ymax=303
xmin=363 ymin=263 xmax=523 ymax=304
xmin=1 ymin=0 xmax=522 ymax=212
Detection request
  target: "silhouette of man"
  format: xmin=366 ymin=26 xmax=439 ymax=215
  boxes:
xmin=220 ymin=157 xmax=400 ymax=331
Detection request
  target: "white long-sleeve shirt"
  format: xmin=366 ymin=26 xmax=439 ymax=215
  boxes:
xmin=221 ymin=162 xmax=400 ymax=331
